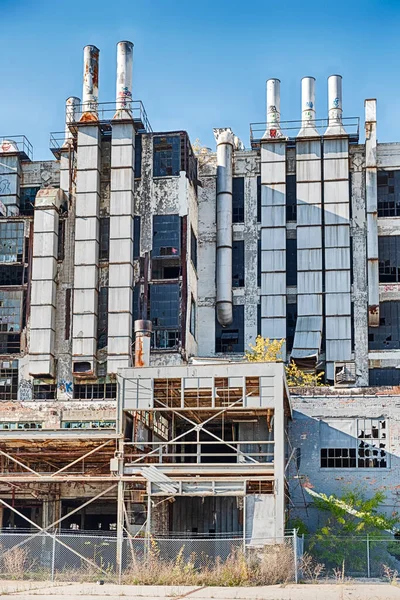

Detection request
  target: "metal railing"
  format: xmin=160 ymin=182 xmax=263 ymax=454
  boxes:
xmin=250 ymin=117 xmax=360 ymax=145
xmin=0 ymin=136 xmax=33 ymax=160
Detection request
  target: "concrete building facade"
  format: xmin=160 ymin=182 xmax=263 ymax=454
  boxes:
xmin=0 ymin=41 xmax=399 ymax=541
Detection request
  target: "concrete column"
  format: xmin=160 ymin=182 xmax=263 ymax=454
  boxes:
xmin=107 ymin=121 xmax=135 ymax=373
xmin=260 ymin=140 xmax=286 ymax=352
xmin=29 ymin=188 xmax=64 ymax=377
xmin=72 ymin=124 xmax=101 ymax=375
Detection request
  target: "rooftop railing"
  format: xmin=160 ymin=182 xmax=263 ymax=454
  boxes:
xmin=0 ymin=136 xmax=33 ymax=161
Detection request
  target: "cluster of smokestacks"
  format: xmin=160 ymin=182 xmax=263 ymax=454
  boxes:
xmin=64 ymin=41 xmax=134 ymax=141
xmin=265 ymin=75 xmax=345 ymax=138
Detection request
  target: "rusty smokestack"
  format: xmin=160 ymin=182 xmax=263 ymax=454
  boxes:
xmin=81 ymin=45 xmax=99 ymax=121
xmin=64 ymin=96 xmax=80 ymax=144
xmin=134 ymin=320 xmax=152 ymax=367
xmin=115 ymin=41 xmax=134 ymax=117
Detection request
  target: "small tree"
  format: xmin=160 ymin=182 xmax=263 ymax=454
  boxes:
xmin=245 ymin=336 xmax=284 ymax=362
xmin=286 ymin=361 xmax=325 ymax=387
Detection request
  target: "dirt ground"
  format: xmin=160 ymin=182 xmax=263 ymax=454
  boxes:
xmin=0 ymin=581 xmax=398 ymax=599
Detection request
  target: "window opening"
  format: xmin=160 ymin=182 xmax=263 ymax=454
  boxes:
xmin=19 ymin=187 xmax=39 ymax=216
xmin=97 ymin=287 xmax=108 ymax=350
xmin=369 ymin=301 xmax=400 ymax=349
xmin=0 ymin=362 xmax=18 ymax=401
xmin=232 ymin=177 xmax=244 ymax=223
xmin=99 ymin=216 xmax=110 ymax=261
xmin=191 ymin=227 xmax=197 ymax=271
xmin=190 ymin=296 xmax=196 ymax=338
xmin=33 ymin=384 xmax=56 ymax=400
xmin=378 ymin=236 xmax=400 ymax=282
xmin=153 ymin=135 xmax=181 ymax=177
xmin=232 ymin=240 xmax=245 ymax=287
xmin=377 ymin=170 xmax=400 ymax=217
xmin=286 ymin=174 xmax=297 ymax=221
xmin=73 ymin=383 xmax=117 ymax=400
xmin=286 ymin=238 xmax=297 ymax=286
xmin=0 ymin=222 xmax=24 ymax=263
xmin=215 ymin=305 xmax=244 ymax=353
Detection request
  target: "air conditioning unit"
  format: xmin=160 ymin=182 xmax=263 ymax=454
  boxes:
xmin=334 ymin=361 xmax=356 ymax=387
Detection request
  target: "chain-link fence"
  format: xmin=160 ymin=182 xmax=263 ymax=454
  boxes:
xmin=303 ymin=535 xmax=400 ymax=579
xmin=0 ymin=530 xmax=298 ymax=584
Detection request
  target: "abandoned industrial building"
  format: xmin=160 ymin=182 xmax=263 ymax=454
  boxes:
xmin=0 ymin=39 xmax=399 ymax=558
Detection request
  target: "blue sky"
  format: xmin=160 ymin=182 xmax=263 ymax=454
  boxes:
xmin=1 ymin=0 xmax=400 ymax=159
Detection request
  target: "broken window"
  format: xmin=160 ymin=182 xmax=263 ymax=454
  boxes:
xmin=232 ymin=177 xmax=244 ymax=223
xmin=99 ymin=216 xmax=110 ymax=261
xmin=73 ymin=383 xmax=117 ymax=400
xmin=286 ymin=302 xmax=297 ymax=352
xmin=368 ymin=301 xmax=400 ymax=349
xmin=232 ymin=240 xmax=245 ymax=287
xmin=19 ymin=186 xmax=39 ymax=216
xmin=377 ymin=170 xmax=400 ymax=217
xmin=152 ymin=215 xmax=180 ymax=257
xmin=215 ymin=305 xmax=244 ymax=353
xmin=286 ymin=174 xmax=297 ymax=221
xmin=0 ymin=222 xmax=24 ymax=263
xmin=321 ymin=448 xmax=357 ymax=468
xmin=135 ymin=134 xmax=142 ymax=178
xmin=0 ymin=421 xmax=42 ymax=430
xmin=150 ymin=283 xmax=180 ymax=349
xmin=97 ymin=287 xmax=108 ymax=350
xmin=153 ymin=135 xmax=181 ymax=177
xmin=190 ymin=296 xmax=196 ymax=338
xmin=257 ymin=176 xmax=261 ymax=222
xmin=369 ymin=368 xmax=400 ymax=386
xmin=286 ymin=238 xmax=297 ymax=286
xmin=191 ymin=227 xmax=197 ymax=271
xmin=378 ymin=236 xmax=400 ymax=282
xmin=33 ymin=384 xmax=56 ymax=400
xmin=357 ymin=418 xmax=387 ymax=468
xmin=0 ymin=362 xmax=18 ymax=401
xmin=0 ymin=290 xmax=22 ymax=354
xmin=62 ymin=420 xmax=116 ymax=429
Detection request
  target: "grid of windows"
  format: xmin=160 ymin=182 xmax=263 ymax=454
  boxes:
xmin=321 ymin=448 xmax=357 ymax=469
xmin=232 ymin=240 xmax=245 ymax=287
xmin=215 ymin=305 xmax=245 ymax=353
xmin=33 ymin=384 xmax=56 ymax=400
xmin=369 ymin=301 xmax=400 ymax=349
xmin=99 ymin=217 xmax=110 ymax=261
xmin=153 ymin=135 xmax=181 ymax=177
xmin=0 ymin=363 xmax=18 ymax=401
xmin=378 ymin=236 xmax=400 ymax=282
xmin=232 ymin=177 xmax=244 ymax=223
xmin=73 ymin=383 xmax=117 ymax=400
xmin=62 ymin=420 xmax=116 ymax=429
xmin=0 ymin=421 xmax=42 ymax=430
xmin=377 ymin=170 xmax=400 ymax=217
xmin=97 ymin=287 xmax=108 ymax=350
xmin=152 ymin=215 xmax=181 ymax=257
xmin=150 ymin=283 xmax=181 ymax=350
xmin=357 ymin=418 xmax=387 ymax=468
xmin=0 ymin=291 xmax=22 ymax=354
xmin=0 ymin=222 xmax=24 ymax=263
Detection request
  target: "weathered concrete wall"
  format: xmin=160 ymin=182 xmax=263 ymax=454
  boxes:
xmin=0 ymin=400 xmax=116 ymax=427
xmin=288 ymin=389 xmax=400 ymax=531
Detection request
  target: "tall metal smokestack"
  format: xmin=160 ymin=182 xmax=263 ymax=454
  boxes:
xmin=297 ymin=77 xmax=318 ymax=137
xmin=64 ymin=96 xmax=80 ymax=145
xmin=115 ymin=41 xmax=134 ymax=117
xmin=81 ymin=45 xmax=99 ymax=121
xmin=263 ymin=78 xmax=282 ymax=139
xmin=325 ymin=74 xmax=346 ymax=135
xmin=134 ymin=320 xmax=152 ymax=367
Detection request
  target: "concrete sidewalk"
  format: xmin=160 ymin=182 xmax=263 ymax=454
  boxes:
xmin=0 ymin=581 xmax=399 ymax=599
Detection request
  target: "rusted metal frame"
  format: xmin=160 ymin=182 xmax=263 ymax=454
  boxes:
xmin=49 ymin=439 xmax=114 ymax=477
xmin=0 ymin=448 xmax=43 ymax=478
xmin=3 ymin=483 xmax=118 ymax=554
xmin=0 ymin=498 xmax=110 ymax=576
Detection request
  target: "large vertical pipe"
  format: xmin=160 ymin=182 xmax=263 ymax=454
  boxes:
xmin=214 ymin=128 xmax=234 ymax=327
xmin=297 ymin=77 xmax=318 ymax=137
xmin=64 ymin=96 xmax=80 ymax=144
xmin=325 ymin=74 xmax=346 ymax=135
xmin=116 ymin=41 xmax=134 ymax=113
xmin=134 ymin=320 xmax=152 ymax=367
xmin=264 ymin=78 xmax=282 ymax=138
xmin=81 ymin=45 xmax=99 ymax=120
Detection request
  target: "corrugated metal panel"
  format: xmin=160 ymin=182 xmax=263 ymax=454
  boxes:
xmin=297 ymin=294 xmax=323 ymax=315
xmin=261 ymin=228 xmax=286 ymax=250
xmin=324 ymin=203 xmax=350 ymax=225
xmin=326 ymin=316 xmax=351 ymax=339
xmin=324 ymin=225 xmax=350 ymax=247
xmin=297 ymin=203 xmax=322 ymax=225
xmin=261 ymin=250 xmax=285 ymax=271
xmin=325 ymin=293 xmax=351 ymax=316
xmin=325 ymin=271 xmax=351 ymax=293
xmin=297 ymin=182 xmax=321 ymax=204
xmin=325 ymin=247 xmax=351 ymax=270
xmin=297 ymin=271 xmax=323 ymax=293
xmin=261 ymin=317 xmax=286 ymax=338
xmin=291 ymin=315 xmax=323 ymax=361
xmin=324 ymin=180 xmax=349 ymax=204
xmin=297 ymin=249 xmax=323 ymax=271
xmin=261 ymin=183 xmax=286 ymax=206
xmin=261 ymin=206 xmax=286 ymax=226
xmin=326 ymin=338 xmax=352 ymax=361
xmin=261 ymin=273 xmax=286 ymax=294
xmin=261 ymin=295 xmax=286 ymax=317
xmin=297 ymin=226 xmax=322 ymax=249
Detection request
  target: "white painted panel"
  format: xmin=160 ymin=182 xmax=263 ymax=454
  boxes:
xmin=366 ymin=169 xmax=377 ymax=212
xmin=110 ymin=167 xmax=135 ymax=192
xmin=75 ymin=170 xmax=100 ymax=194
xmin=110 ymin=191 xmax=135 ymax=216
xmin=31 ymin=281 xmax=56 ymax=307
xmin=323 ymin=158 xmax=349 ymax=180
xmin=75 ymin=216 xmax=99 ymax=241
xmin=108 ymin=312 xmax=132 ymax=336
xmin=261 ymin=227 xmax=286 ymax=251
xmin=262 ymin=250 xmax=285 ymax=272
xmin=260 ymin=143 xmax=286 ymax=162
xmin=0 ymin=173 xmax=18 ymax=195
xmin=323 ymin=138 xmax=349 ymax=158
xmin=297 ymin=248 xmax=322 ymax=271
xmin=108 ymin=287 xmax=132 ymax=313
xmin=367 ymin=214 xmax=378 ymax=259
xmin=77 ymin=126 xmax=100 ymax=147
xmin=325 ymin=247 xmax=350 ymax=270
xmin=261 ymin=317 xmax=286 ymax=338
xmin=109 ymin=215 xmax=134 ymax=240
xmin=109 ymin=263 xmax=134 ymax=288
xmin=368 ymin=262 xmax=379 ymax=306
xmin=107 ymin=355 xmax=131 ymax=371
xmin=324 ymin=225 xmax=350 ymax=248
xmin=29 ymin=357 xmax=54 ymax=377
xmin=326 ymin=316 xmax=351 ymax=340
xmin=72 ymin=314 xmax=97 ymax=339
xmin=73 ymin=289 xmax=98 ymax=314
xmin=72 ymin=337 xmax=96 ymax=357
xmin=296 ymin=140 xmax=321 ymax=160
xmin=296 ymin=182 xmax=322 ymax=205
xmin=31 ymin=257 xmax=57 ymax=281
xmin=298 ymin=294 xmax=322 ymax=315
xmin=324 ymin=180 xmax=349 ymax=204
xmin=297 ymin=203 xmax=322 ymax=225
xmin=324 ymin=203 xmax=349 ymax=225
xmin=297 ymin=271 xmax=322 ymax=293
xmin=297 ymin=226 xmax=322 ymax=249
xmin=261 ymin=206 xmax=286 ymax=227
xmin=326 ymin=338 xmax=352 ymax=361
xmin=74 ymin=240 xmax=99 ymax=266
xmin=109 ymin=238 xmax=133 ymax=263
xmin=30 ymin=306 xmax=56 ymax=331
xmin=30 ymin=329 xmax=55 ymax=355
xmin=325 ymin=270 xmax=351 ymax=293
xmin=261 ymin=295 xmax=286 ymax=317
xmin=297 ymin=159 xmax=321 ymax=182
xmin=32 ymin=231 xmax=58 ymax=258
xmin=74 ymin=265 xmax=98 ymax=289
xmin=261 ymin=160 xmax=285 ymax=184
xmin=325 ymin=293 xmax=351 ymax=316
xmin=76 ymin=145 xmax=100 ymax=171
xmin=75 ymin=192 xmax=100 ymax=217
xmin=111 ymin=123 xmax=135 ymax=145
xmin=34 ymin=209 xmax=58 ymax=233
xmin=261 ymin=273 xmax=286 ymax=295
xmin=261 ymin=183 xmax=285 ymax=206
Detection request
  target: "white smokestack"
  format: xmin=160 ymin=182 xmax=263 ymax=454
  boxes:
xmin=115 ymin=41 xmax=134 ymax=117
xmin=263 ymin=78 xmax=283 ymax=139
xmin=64 ymin=97 xmax=80 ymax=144
xmin=81 ymin=45 xmax=99 ymax=121
xmin=297 ymin=77 xmax=319 ymax=137
xmin=325 ymin=74 xmax=346 ymax=135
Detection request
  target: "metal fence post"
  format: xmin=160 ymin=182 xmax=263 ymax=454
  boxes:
xmin=366 ymin=534 xmax=370 ymax=578
xmin=51 ymin=528 xmax=57 ymax=582
xmin=293 ymin=529 xmax=298 ymax=584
